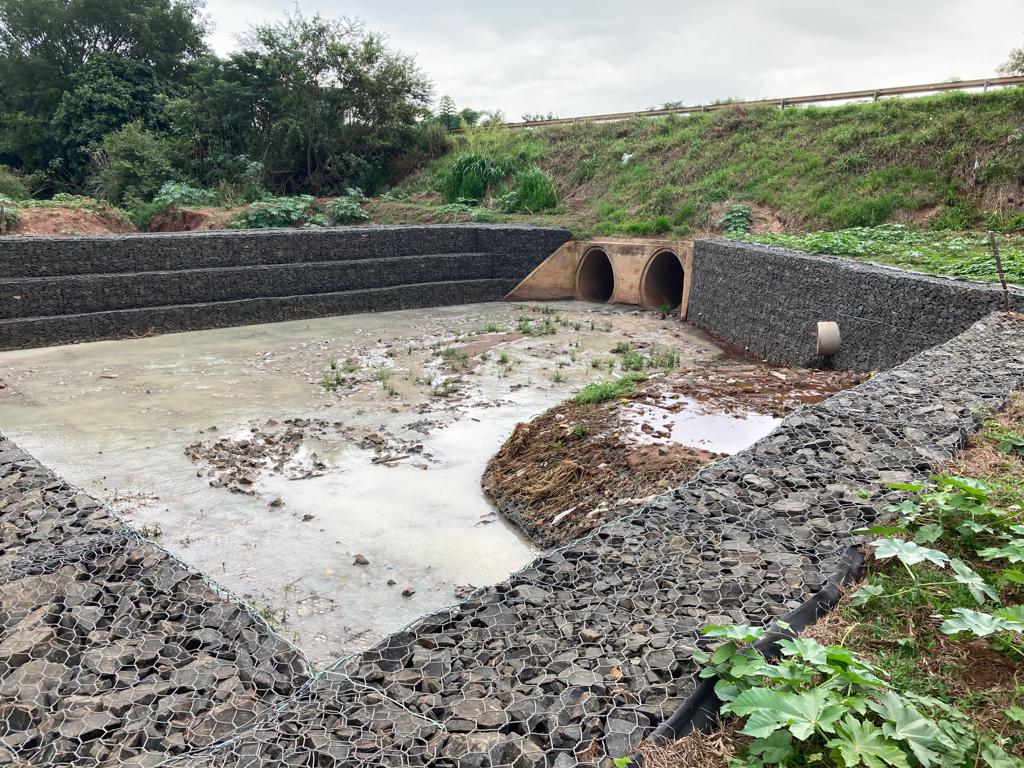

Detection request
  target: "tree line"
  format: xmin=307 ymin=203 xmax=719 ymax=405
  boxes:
xmin=0 ymin=0 xmax=480 ymax=210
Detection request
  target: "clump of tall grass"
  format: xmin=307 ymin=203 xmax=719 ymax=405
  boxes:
xmin=499 ymin=167 xmax=558 ymax=213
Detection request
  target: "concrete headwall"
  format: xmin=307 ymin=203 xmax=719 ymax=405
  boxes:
xmin=0 ymin=225 xmax=571 ymax=350
xmin=688 ymin=239 xmax=1024 ymax=370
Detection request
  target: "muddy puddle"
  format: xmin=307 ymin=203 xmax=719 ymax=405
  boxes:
xmin=0 ymin=301 xmax=737 ymax=664
xmin=620 ymin=394 xmax=781 ymax=454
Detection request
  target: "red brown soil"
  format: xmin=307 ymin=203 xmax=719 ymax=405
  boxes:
xmin=147 ymin=206 xmax=240 ymax=232
xmin=484 ymin=399 xmax=716 ymax=548
xmin=6 ymin=207 xmax=135 ymax=236
xmin=483 ymin=361 xmax=866 ymax=548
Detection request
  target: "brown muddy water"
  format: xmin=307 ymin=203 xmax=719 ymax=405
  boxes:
xmin=0 ymin=301 xmax=780 ymax=664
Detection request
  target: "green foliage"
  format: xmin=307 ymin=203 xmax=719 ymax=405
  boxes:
xmin=597 ymin=214 xmax=673 ymax=237
xmin=573 ymin=373 xmax=648 ymax=404
xmin=830 ymin=197 xmax=896 ymax=228
xmin=647 ymin=346 xmax=680 ymax=370
xmin=745 ymin=225 xmax=1024 ymax=284
xmin=620 ymin=350 xmax=645 ymax=371
xmin=153 ymin=181 xmax=217 ymax=207
xmin=720 ymin=203 xmax=753 ymax=235
xmin=498 ymin=166 xmax=558 ymax=213
xmin=999 ymin=40 xmax=1024 ymax=75
xmin=993 ymin=428 xmax=1024 ymax=457
xmin=432 ymin=201 xmax=502 ymax=222
xmin=215 ymin=13 xmax=430 ymax=195
xmin=89 ymin=121 xmax=177 ymax=205
xmin=0 ymin=4 xmax=431 ymax=202
xmin=50 ymin=53 xmax=162 ymax=177
xmin=416 ymin=120 xmax=453 ymax=160
xmin=931 ymin=200 xmax=979 ymax=231
xmin=0 ymin=195 xmax=18 ymax=229
xmin=0 ymin=0 xmax=206 ymax=179
xmin=440 ymin=152 xmax=521 ymax=203
xmin=695 ymin=623 xmax=1018 ymax=768
xmin=2 ymin=192 xmax=133 ymax=228
xmin=231 ymin=195 xmax=328 ymax=229
xmin=851 ymin=475 xmax=1024 ymax=651
xmin=516 ymin=315 xmax=557 ymax=337
xmin=398 ymin=90 xmax=1024 ymax=239
xmin=329 ymin=188 xmax=369 ymax=224
xmin=0 ymin=166 xmax=28 ymax=199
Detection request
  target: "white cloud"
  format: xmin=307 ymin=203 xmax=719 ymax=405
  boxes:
xmin=202 ymin=0 xmax=1024 ymax=119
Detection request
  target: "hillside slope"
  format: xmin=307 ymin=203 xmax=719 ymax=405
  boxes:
xmin=382 ymin=88 xmax=1024 ymax=238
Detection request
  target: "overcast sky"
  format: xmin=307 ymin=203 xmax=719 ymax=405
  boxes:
xmin=203 ymin=1 xmax=1024 ymax=119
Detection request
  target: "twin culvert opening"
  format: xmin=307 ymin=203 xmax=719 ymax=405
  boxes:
xmin=575 ymin=247 xmax=686 ymax=308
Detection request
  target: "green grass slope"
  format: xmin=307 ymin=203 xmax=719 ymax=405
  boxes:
xmin=383 ymin=88 xmax=1024 ymax=240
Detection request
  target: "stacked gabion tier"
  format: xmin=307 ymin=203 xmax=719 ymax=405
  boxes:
xmin=1 ymin=313 xmax=1022 ymax=768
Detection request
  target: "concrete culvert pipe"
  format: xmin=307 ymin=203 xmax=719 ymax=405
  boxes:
xmin=576 ymin=248 xmax=615 ymax=303
xmin=640 ymin=249 xmax=685 ymax=309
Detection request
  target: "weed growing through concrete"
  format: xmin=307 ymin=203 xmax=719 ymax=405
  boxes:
xmin=574 ymin=372 xmax=648 ymax=404
xmin=248 ymin=600 xmax=287 ymax=629
xmin=620 ymin=350 xmax=645 ymax=371
xmin=440 ymin=347 xmax=471 ymax=369
xmin=553 ymin=370 xmax=565 ymax=383
xmin=320 ymin=358 xmax=360 ymax=391
xmin=320 ymin=372 xmax=345 ymax=391
xmin=375 ymin=369 xmax=397 ymax=397
xmin=432 ymin=380 xmax=460 ymax=398
xmin=517 ymin=316 xmax=557 ymax=337
xmin=648 ymin=346 xmax=680 ymax=370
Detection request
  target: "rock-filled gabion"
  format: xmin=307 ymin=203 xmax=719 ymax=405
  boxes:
xmin=0 ymin=225 xmax=572 ymax=351
xmin=688 ymin=239 xmax=1024 ymax=371
xmin=1 ymin=313 xmax=1022 ymax=767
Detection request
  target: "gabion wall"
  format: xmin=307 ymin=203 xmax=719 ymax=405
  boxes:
xmin=0 ymin=225 xmax=571 ymax=350
xmin=687 ymin=239 xmax=1024 ymax=370
xmin=2 ymin=311 xmax=1021 ymax=766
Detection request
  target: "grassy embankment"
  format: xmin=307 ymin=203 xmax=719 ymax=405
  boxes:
xmin=375 ymin=88 xmax=1024 ymax=282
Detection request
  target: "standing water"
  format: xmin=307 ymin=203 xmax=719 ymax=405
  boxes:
xmin=0 ymin=301 xmax=733 ymax=663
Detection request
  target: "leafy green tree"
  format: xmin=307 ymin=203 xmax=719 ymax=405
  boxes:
xmin=0 ymin=0 xmax=206 ymax=79
xmin=89 ymin=121 xmax=177 ymax=204
xmin=183 ymin=12 xmax=432 ymax=194
xmin=999 ymin=39 xmax=1024 ymax=75
xmin=436 ymin=95 xmax=462 ymax=130
xmin=0 ymin=0 xmax=206 ymax=172
xmin=51 ymin=54 xmax=162 ymax=179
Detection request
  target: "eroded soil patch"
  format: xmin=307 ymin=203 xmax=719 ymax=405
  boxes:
xmin=483 ymin=363 xmax=866 ymax=547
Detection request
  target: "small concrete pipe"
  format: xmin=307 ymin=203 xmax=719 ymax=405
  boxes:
xmin=816 ymin=321 xmax=841 ymax=356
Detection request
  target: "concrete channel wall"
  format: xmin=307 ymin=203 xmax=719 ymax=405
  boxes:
xmin=0 ymin=225 xmax=571 ymax=350
xmin=687 ymin=239 xmax=1024 ymax=370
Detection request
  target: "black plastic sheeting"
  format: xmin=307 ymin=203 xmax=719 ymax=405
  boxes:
xmin=650 ymin=544 xmax=866 ymax=742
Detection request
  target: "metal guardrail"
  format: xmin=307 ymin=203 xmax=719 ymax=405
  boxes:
xmin=472 ymin=74 xmax=1024 ymax=131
